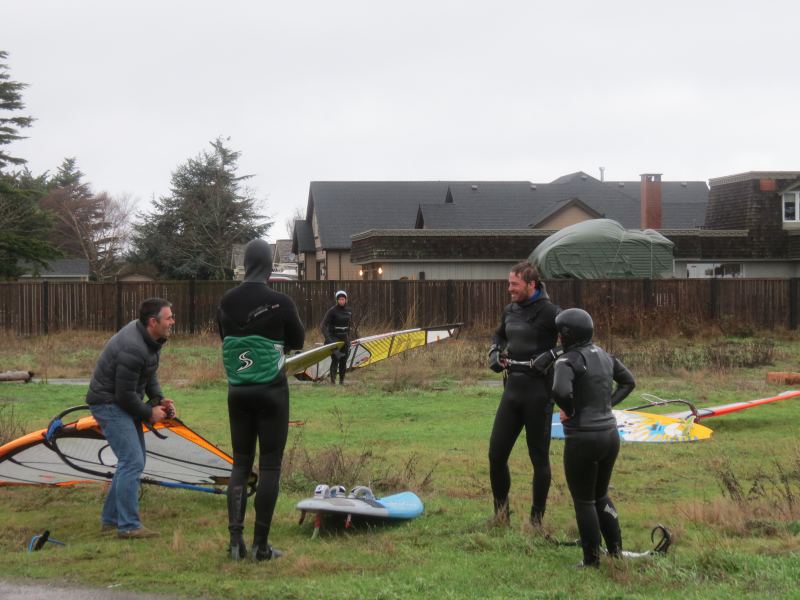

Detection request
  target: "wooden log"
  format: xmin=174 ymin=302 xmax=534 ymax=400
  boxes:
xmin=766 ymin=371 xmax=800 ymax=385
xmin=0 ymin=370 xmax=34 ymax=383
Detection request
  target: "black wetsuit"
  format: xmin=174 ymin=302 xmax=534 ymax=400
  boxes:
xmin=552 ymin=343 xmax=635 ymax=566
xmin=217 ymin=240 xmax=305 ymax=556
xmin=320 ymin=304 xmax=353 ymax=384
xmin=489 ymin=283 xmax=560 ymax=523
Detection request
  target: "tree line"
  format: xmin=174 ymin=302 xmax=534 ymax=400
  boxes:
xmin=0 ymin=50 xmax=271 ymax=281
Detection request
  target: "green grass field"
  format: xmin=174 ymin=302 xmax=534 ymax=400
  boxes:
xmin=1 ymin=334 xmax=800 ymax=599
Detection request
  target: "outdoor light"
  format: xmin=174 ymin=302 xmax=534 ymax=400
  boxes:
xmin=378 ymin=267 xmax=383 ymax=275
xmin=358 ymin=269 xmax=363 ymax=277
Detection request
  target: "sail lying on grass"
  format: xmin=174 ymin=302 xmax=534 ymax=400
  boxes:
xmin=293 ymin=323 xmax=463 ymax=382
xmin=0 ymin=406 xmax=249 ymax=493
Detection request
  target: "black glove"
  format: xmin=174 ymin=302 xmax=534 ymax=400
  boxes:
xmin=488 ymin=345 xmax=505 ymax=373
xmin=532 ymin=348 xmax=562 ymax=374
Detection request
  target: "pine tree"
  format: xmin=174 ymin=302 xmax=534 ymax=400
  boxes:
xmin=130 ymin=138 xmax=271 ymax=279
xmin=37 ymin=158 xmax=131 ymax=280
xmin=0 ymin=51 xmax=59 ymax=279
xmin=0 ymin=50 xmax=34 ymax=170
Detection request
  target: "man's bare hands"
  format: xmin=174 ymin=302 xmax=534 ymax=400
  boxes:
xmin=151 ymin=405 xmax=167 ymax=423
xmin=160 ymin=398 xmax=176 ymax=419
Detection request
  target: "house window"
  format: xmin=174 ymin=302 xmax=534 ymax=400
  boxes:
xmin=784 ymin=191 xmax=800 ymax=222
xmin=686 ymin=262 xmax=743 ymax=279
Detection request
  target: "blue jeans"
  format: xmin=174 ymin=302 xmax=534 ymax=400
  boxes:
xmin=90 ymin=403 xmax=146 ymax=532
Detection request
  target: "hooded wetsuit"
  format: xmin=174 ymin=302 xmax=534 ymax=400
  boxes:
xmin=552 ymin=343 xmax=635 ymax=565
xmin=488 ymin=282 xmax=559 ymax=524
xmin=217 ymin=239 xmax=305 ymax=556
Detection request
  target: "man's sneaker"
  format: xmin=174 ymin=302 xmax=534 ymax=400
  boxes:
xmin=100 ymin=523 xmax=116 ymax=534
xmin=252 ymin=544 xmax=284 ymax=561
xmin=117 ymin=526 xmax=160 ymax=539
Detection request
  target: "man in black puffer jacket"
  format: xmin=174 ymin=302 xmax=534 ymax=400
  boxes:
xmin=86 ymin=298 xmax=176 ymax=539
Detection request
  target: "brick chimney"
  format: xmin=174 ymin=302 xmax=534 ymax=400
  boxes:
xmin=640 ymin=173 xmax=662 ymax=229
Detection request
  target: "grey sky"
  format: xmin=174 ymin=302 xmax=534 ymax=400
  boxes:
xmin=4 ymin=0 xmax=799 ymax=239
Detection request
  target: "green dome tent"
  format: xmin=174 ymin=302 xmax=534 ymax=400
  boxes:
xmin=528 ymin=219 xmax=674 ymax=279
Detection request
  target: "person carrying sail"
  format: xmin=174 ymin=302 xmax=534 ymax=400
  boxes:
xmin=550 ymin=308 xmax=635 ymax=567
xmin=487 ymin=262 xmax=560 ymax=527
xmin=217 ymin=239 xmax=305 ymax=561
xmin=320 ymin=290 xmax=353 ymax=385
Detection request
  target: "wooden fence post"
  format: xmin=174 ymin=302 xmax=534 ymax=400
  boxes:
xmin=790 ymin=278 xmax=799 ymax=330
xmin=115 ymin=281 xmax=123 ymax=331
xmin=392 ymin=280 xmax=405 ymax=329
xmin=41 ymin=280 xmax=49 ymax=335
xmin=446 ymin=280 xmax=455 ymax=324
xmin=188 ymin=279 xmax=197 ymax=334
xmin=709 ymin=278 xmax=720 ymax=321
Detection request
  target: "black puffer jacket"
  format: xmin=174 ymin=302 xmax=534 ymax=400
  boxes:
xmin=85 ymin=320 xmax=165 ymax=420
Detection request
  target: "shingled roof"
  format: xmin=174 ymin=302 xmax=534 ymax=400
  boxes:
xmin=301 ymin=174 xmax=708 ymax=250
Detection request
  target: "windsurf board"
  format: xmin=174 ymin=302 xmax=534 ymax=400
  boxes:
xmin=551 ymin=409 xmax=713 ymax=443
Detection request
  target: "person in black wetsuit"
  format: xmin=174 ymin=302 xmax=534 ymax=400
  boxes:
xmin=320 ymin=290 xmax=353 ymax=385
xmin=487 ymin=261 xmax=560 ymax=526
xmin=550 ymin=308 xmax=635 ymax=567
xmin=217 ymin=239 xmax=305 ymax=561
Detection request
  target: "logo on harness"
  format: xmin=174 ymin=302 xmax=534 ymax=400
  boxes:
xmin=237 ymin=351 xmax=255 ymax=372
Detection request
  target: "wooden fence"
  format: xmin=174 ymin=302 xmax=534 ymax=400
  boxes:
xmin=0 ymin=278 xmax=798 ymax=336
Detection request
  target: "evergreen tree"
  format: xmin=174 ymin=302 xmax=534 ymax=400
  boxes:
xmin=0 ymin=51 xmax=59 ymax=279
xmin=130 ymin=138 xmax=271 ymax=279
xmin=0 ymin=50 xmax=34 ymax=170
xmin=39 ymin=158 xmax=132 ymax=280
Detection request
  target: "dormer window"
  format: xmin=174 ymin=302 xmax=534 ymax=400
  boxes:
xmin=784 ymin=191 xmax=800 ymax=222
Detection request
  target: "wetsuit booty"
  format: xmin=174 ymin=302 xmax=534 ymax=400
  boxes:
xmin=226 ymin=482 xmax=248 ymax=560
xmin=581 ymin=544 xmax=601 ymax=567
xmin=252 ymin=543 xmax=283 ymax=561
xmin=530 ymin=506 xmax=545 ymax=527
xmin=490 ymin=498 xmax=511 ymax=526
xmin=228 ymin=535 xmax=247 ymax=560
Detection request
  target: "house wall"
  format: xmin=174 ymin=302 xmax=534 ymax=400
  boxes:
xmin=326 ymin=251 xmax=360 ymax=279
xmin=377 ymin=261 xmax=516 ymax=280
xmin=674 ymin=259 xmax=800 ymax=278
xmin=706 ymin=176 xmax=800 ymax=258
xmin=536 ymin=206 xmax=593 ymax=229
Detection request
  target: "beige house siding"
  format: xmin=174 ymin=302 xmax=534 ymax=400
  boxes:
xmin=327 ymin=251 xmax=360 ymax=279
xmin=368 ymin=261 xmax=516 ymax=280
xmin=536 ymin=206 xmax=594 ymax=229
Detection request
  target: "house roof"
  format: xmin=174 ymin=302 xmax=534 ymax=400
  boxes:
xmin=307 ymin=182 xmax=454 ymax=249
xmin=19 ymin=258 xmax=90 ymax=278
xmin=274 ymin=239 xmax=296 ymax=263
xmin=292 ymin=219 xmax=315 ymax=253
xmin=303 ymin=175 xmax=708 ymax=249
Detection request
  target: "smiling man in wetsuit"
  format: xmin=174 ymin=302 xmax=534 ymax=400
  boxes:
xmin=487 ymin=261 xmax=560 ymax=527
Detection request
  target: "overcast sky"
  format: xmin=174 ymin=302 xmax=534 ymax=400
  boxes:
xmin=4 ymin=0 xmax=799 ymax=240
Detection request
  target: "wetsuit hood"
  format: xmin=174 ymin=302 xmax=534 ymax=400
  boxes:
xmin=243 ymin=239 xmax=273 ymax=283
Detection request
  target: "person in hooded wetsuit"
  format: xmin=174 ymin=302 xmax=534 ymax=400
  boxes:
xmin=217 ymin=239 xmax=305 ymax=561
xmin=487 ymin=261 xmax=560 ymax=526
xmin=320 ymin=290 xmax=353 ymax=385
xmin=550 ymin=308 xmax=635 ymax=567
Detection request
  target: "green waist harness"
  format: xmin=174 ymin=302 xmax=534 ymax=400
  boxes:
xmin=222 ymin=336 xmax=285 ymax=385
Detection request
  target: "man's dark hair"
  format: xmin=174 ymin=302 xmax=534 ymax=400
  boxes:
xmin=510 ymin=261 xmax=540 ymax=284
xmin=139 ymin=298 xmax=172 ymax=326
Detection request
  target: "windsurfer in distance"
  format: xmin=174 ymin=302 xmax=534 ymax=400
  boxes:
xmin=320 ymin=290 xmax=353 ymax=385
xmin=217 ymin=239 xmax=305 ymax=561
xmin=487 ymin=262 xmax=560 ymax=528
